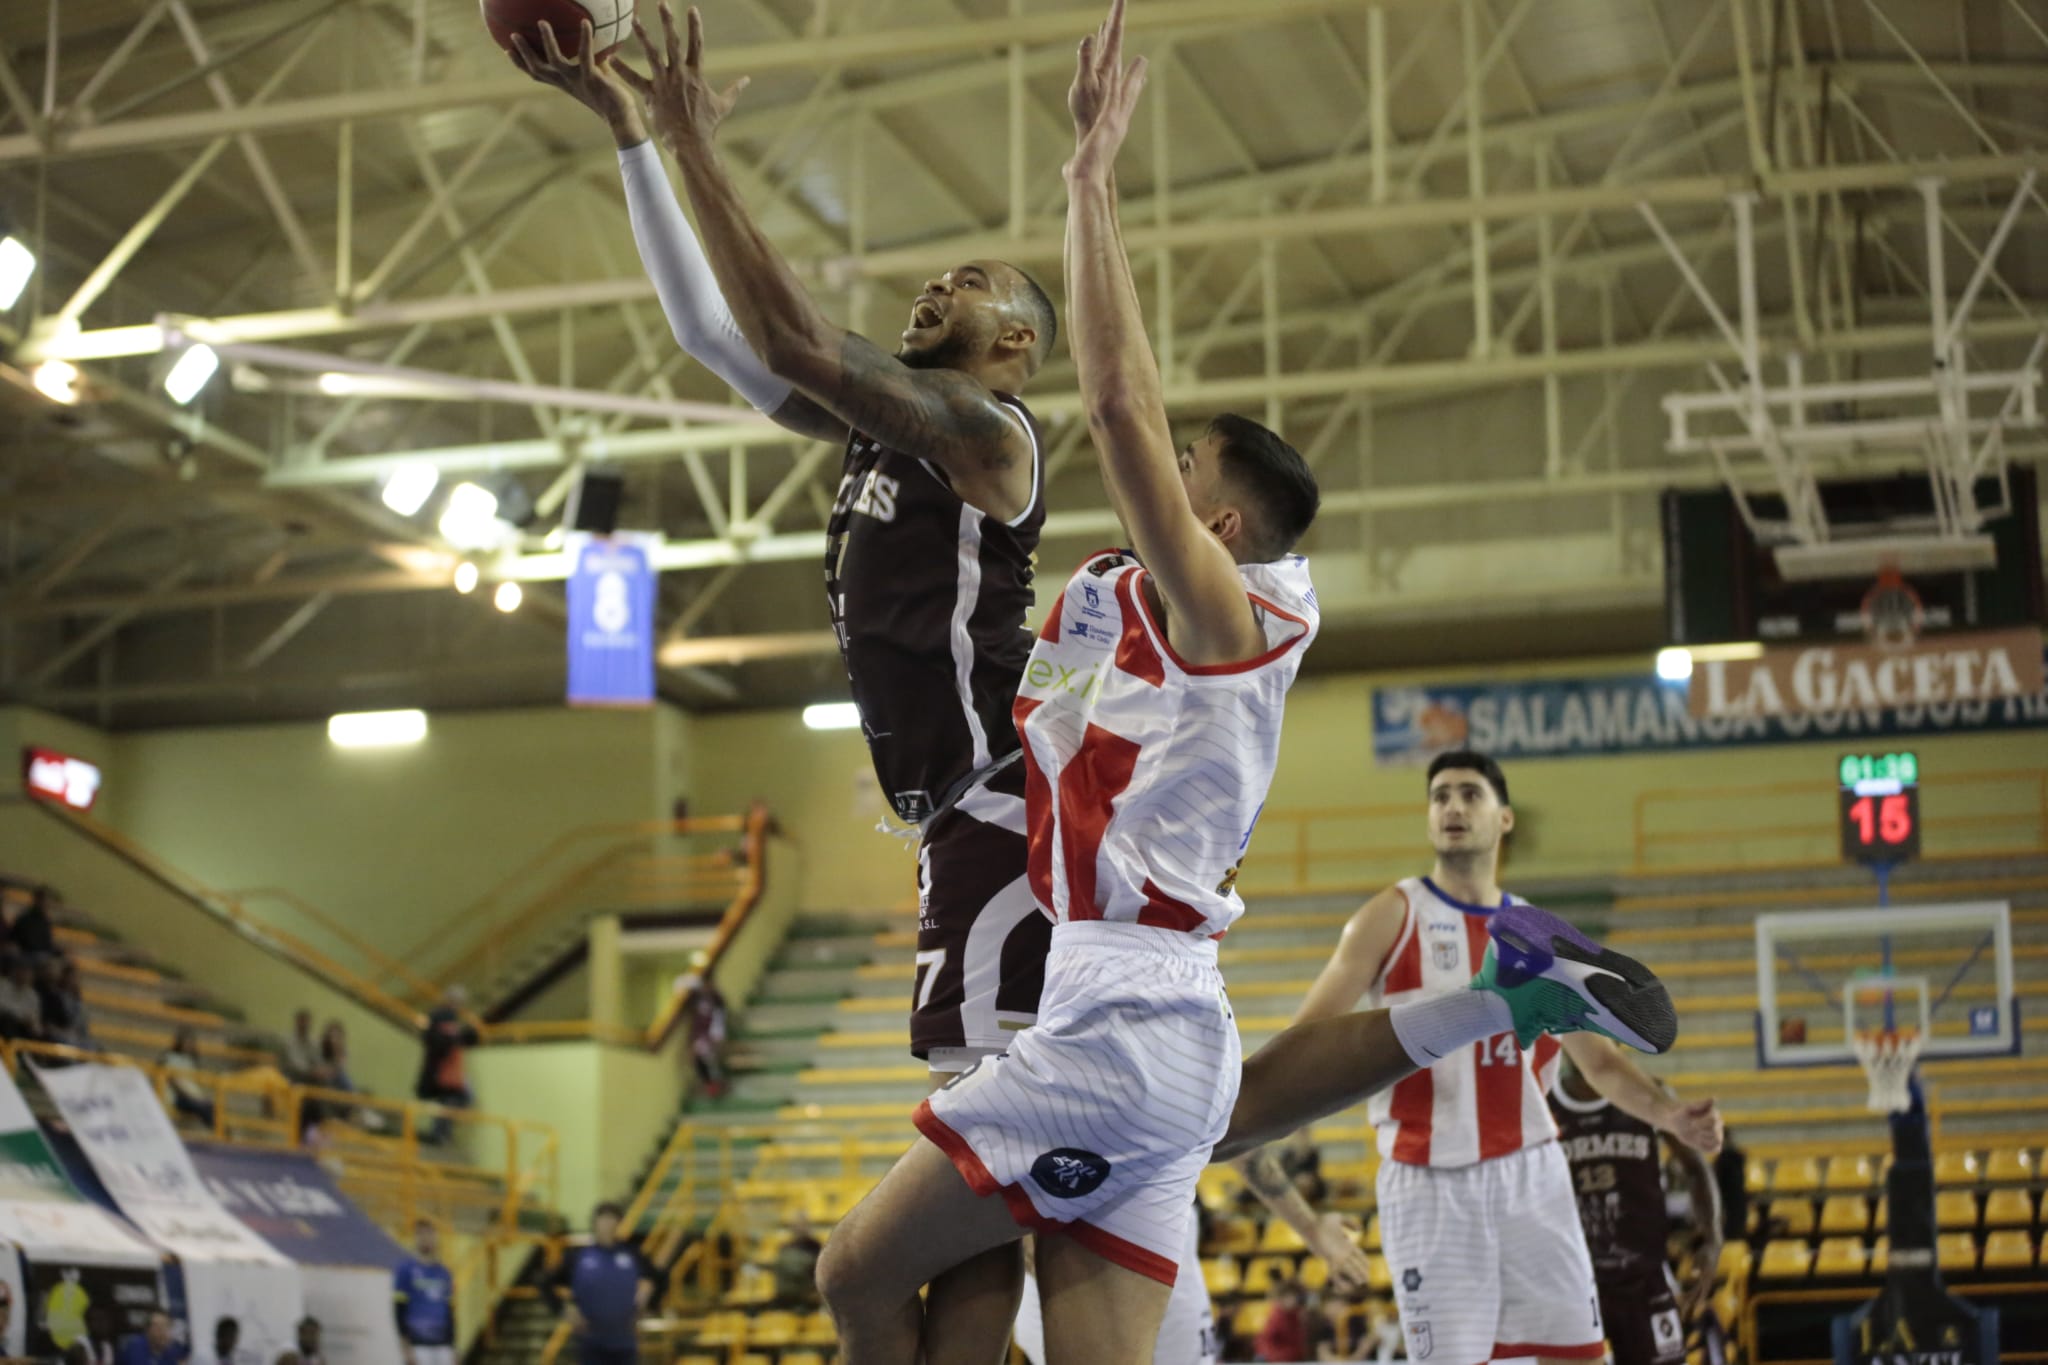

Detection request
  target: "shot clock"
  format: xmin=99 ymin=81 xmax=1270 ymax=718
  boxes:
xmin=1839 ymin=750 xmax=1920 ymax=866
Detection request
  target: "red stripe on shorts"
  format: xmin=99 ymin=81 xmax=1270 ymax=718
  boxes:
xmin=1496 ymin=1342 xmax=1605 ymax=1360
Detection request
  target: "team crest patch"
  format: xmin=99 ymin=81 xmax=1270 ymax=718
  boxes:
xmin=1029 ymin=1148 xmax=1111 ymax=1199
xmin=1431 ymin=940 xmax=1460 ymax=971
xmin=1409 ymin=1322 xmax=1433 ymax=1360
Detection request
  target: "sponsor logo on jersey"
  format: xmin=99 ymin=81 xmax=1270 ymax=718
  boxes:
xmin=1431 ymin=940 xmax=1461 ymax=971
xmin=1067 ymin=618 xmax=1115 ymax=647
xmin=1401 ymin=1268 xmax=1424 ymax=1293
xmin=833 ymin=469 xmax=900 ymax=522
xmin=893 ymin=790 xmax=934 ymax=822
xmin=1562 ymin=1131 xmax=1654 ymax=1162
xmin=1029 ymin=1148 xmax=1111 ymax=1199
xmin=1081 ymin=583 xmax=1104 ymax=616
xmin=1022 ymin=657 xmax=1107 ymax=702
xmin=1408 ymin=1322 xmax=1433 ymax=1359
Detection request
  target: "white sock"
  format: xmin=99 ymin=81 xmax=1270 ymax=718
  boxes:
xmin=1390 ymin=991 xmax=1515 ymax=1066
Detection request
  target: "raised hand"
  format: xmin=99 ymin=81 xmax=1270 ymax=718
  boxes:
xmin=1669 ymin=1096 xmax=1724 ymax=1156
xmin=505 ymin=19 xmax=646 ymax=148
xmin=614 ymin=4 xmax=750 ymax=158
xmin=1065 ymin=0 xmax=1148 ymax=181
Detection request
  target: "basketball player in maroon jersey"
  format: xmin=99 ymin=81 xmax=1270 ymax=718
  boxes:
xmin=1551 ymin=1057 xmax=1722 ymax=1365
xmin=512 ymin=12 xmax=1060 ymax=1356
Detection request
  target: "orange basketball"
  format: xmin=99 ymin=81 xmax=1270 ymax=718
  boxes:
xmin=480 ymin=0 xmax=634 ymax=60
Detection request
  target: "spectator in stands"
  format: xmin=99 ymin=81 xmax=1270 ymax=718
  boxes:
xmin=11 ymin=888 xmax=57 ymax=963
xmin=319 ymin=1022 xmax=354 ymax=1093
xmin=282 ymin=1010 xmax=319 ymax=1081
xmin=203 ymin=1317 xmax=240 ymax=1365
xmin=415 ymin=987 xmax=478 ymax=1144
xmin=555 ymin=1202 xmax=656 ymax=1365
xmin=771 ymin=1211 xmax=823 ymax=1306
xmin=292 ymin=1317 xmax=323 ymax=1365
xmin=41 ymin=958 xmax=89 ymax=1049
xmin=682 ymin=973 xmax=727 ymax=1097
xmin=1714 ymin=1128 xmax=1749 ymax=1243
xmin=0 ymin=958 xmax=42 ymax=1041
xmin=1255 ymin=1280 xmax=1312 ymax=1362
xmin=115 ymin=1311 xmax=182 ymax=1365
xmin=1277 ymin=1126 xmax=1327 ymax=1204
xmin=395 ymin=1218 xmax=457 ymax=1365
xmin=161 ymin=1026 xmax=216 ymax=1129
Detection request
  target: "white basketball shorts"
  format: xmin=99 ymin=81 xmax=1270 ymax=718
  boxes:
xmin=914 ymin=921 xmax=1240 ymax=1284
xmin=408 ymin=1348 xmax=457 ymax=1365
xmin=1011 ymin=1211 xmax=1217 ymax=1365
xmin=1377 ymin=1139 xmax=1605 ymax=1363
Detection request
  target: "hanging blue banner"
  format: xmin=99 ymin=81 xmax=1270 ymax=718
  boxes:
xmin=187 ymin=1146 xmax=402 ymax=1270
xmin=566 ymin=533 xmax=658 ymax=708
xmin=1372 ymin=651 xmax=2048 ymax=766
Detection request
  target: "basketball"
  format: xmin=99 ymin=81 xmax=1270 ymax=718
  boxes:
xmin=480 ymin=0 xmax=634 ymax=60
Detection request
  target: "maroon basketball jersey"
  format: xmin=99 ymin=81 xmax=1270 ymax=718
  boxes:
xmin=1550 ymin=1086 xmax=1671 ymax=1277
xmin=825 ymin=394 xmax=1044 ymax=824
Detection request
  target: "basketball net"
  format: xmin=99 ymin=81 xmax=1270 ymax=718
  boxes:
xmin=1859 ymin=566 xmax=1925 ymax=651
xmin=1852 ymin=1027 xmax=1923 ymax=1113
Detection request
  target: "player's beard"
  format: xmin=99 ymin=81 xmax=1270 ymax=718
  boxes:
xmin=897 ymin=321 xmax=983 ymax=371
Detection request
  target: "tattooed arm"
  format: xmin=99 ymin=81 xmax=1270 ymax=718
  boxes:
xmin=628 ymin=7 xmax=1031 ymax=518
xmin=1236 ymin=1144 xmax=1372 ymax=1294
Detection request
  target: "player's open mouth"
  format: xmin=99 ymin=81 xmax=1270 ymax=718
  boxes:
xmin=908 ymin=297 xmax=944 ymax=330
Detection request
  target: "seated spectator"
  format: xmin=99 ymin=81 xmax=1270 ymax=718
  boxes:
xmin=116 ymin=1311 xmax=182 ymax=1365
xmin=1255 ymin=1280 xmax=1311 ymax=1363
xmin=203 ymin=1317 xmax=239 ymax=1365
xmin=1277 ymin=1127 xmax=1327 ymax=1204
xmin=282 ymin=1010 xmax=319 ymax=1081
xmin=293 ymin=1316 xmax=324 ymax=1365
xmin=319 ymin=1022 xmax=354 ymax=1093
xmin=160 ymin=1027 xmax=217 ymax=1129
xmin=10 ymin=888 xmax=56 ymax=964
xmin=40 ymin=959 xmax=90 ymax=1049
xmin=0 ymin=957 xmax=44 ymax=1042
xmin=771 ymin=1213 xmax=823 ymax=1306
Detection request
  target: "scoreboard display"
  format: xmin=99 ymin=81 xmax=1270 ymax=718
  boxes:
xmin=1838 ymin=750 xmax=1920 ymax=866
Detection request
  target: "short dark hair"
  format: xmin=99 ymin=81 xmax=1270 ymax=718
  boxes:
xmin=1426 ymin=749 xmax=1510 ymax=806
xmin=1208 ymin=413 xmax=1320 ymax=560
xmin=592 ymin=1201 xmax=624 ymax=1222
xmin=1000 ymin=261 xmax=1058 ymax=365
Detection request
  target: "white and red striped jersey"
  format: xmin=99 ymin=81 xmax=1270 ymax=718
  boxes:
xmin=1364 ymin=876 xmax=1564 ymax=1167
xmin=1014 ymin=549 xmax=1318 ymax=940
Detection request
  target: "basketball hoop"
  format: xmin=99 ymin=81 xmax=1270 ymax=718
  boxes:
xmin=1859 ymin=567 xmax=1925 ymax=651
xmin=1852 ymin=1027 xmax=1923 ymax=1113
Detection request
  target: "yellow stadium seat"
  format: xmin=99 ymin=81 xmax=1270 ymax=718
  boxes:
xmin=1984 ymin=1188 xmax=2034 ymax=1228
xmin=751 ymin=1230 xmax=791 ymax=1264
xmin=1768 ymin=1197 xmax=1816 ymax=1237
xmin=1825 ymin=1154 xmax=1882 ymax=1190
xmin=1363 ymin=1215 xmax=1382 ymax=1250
xmin=723 ymin=1266 xmax=777 ymax=1307
xmin=1745 ymin=1156 xmax=1772 ymax=1195
xmin=1981 ymin=1230 xmax=2036 ymax=1271
xmin=781 ymin=1355 xmax=828 ymax=1365
xmin=1299 ymin=1257 xmax=1329 ymax=1291
xmin=1815 ymin=1238 xmax=1867 ymax=1276
xmin=749 ymin=1312 xmax=799 ymax=1348
xmin=797 ymin=1312 xmax=837 ymax=1346
xmin=1260 ymin=1218 xmax=1309 ymax=1253
xmin=1984 ymin=1147 xmax=2038 ymax=1184
xmin=1934 ymin=1150 xmax=1983 ymax=1186
xmin=738 ymin=1354 xmax=773 ymax=1365
xmin=1208 ymin=1217 xmax=1258 ymax=1257
xmin=1198 ymin=1167 xmax=1245 ymax=1210
xmin=1241 ymin=1254 xmax=1294 ymax=1296
xmin=1232 ymin=1302 xmax=1267 ymax=1340
xmin=695 ymin=1312 xmax=749 ymax=1346
xmin=1935 ymin=1190 xmax=1979 ymax=1230
xmin=1820 ymin=1196 xmax=1870 ymax=1235
xmin=1367 ymin=1254 xmax=1392 ymax=1291
xmin=1712 ymin=1281 xmax=1742 ymax=1331
xmin=1759 ymin=1240 xmax=1813 ymax=1279
xmin=1873 ymin=1197 xmax=1889 ymax=1232
xmin=1716 ymin=1241 xmax=1752 ymax=1283
xmin=678 ymin=1357 xmax=720 ymax=1365
xmin=1870 ymin=1238 xmax=1889 ymax=1273
xmin=1775 ymin=1158 xmax=1824 ymax=1194
xmin=1936 ymin=1233 xmax=1979 ymax=1271
xmin=1202 ymin=1256 xmax=1241 ymax=1296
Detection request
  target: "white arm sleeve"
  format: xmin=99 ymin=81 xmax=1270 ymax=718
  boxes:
xmin=618 ymin=140 xmax=794 ymax=414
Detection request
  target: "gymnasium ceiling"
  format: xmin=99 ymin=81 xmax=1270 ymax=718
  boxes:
xmin=1 ymin=0 xmax=2046 ymax=727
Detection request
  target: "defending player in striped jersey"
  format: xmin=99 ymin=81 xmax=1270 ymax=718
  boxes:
xmin=511 ymin=11 xmax=1058 ymax=1357
xmin=1239 ymin=750 xmax=1725 ymax=1365
xmin=815 ymin=7 xmax=1683 ymax=1362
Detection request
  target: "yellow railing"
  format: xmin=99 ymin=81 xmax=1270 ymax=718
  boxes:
xmin=1632 ymin=767 xmax=2048 ymax=874
xmin=1237 ymin=803 xmax=1421 ymax=896
xmin=0 ymin=1039 xmax=557 ymax=1243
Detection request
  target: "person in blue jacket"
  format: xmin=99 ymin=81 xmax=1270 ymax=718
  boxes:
xmin=114 ymin=1312 xmax=182 ymax=1365
xmin=393 ymin=1218 xmax=457 ymax=1365
xmin=555 ymin=1203 xmax=656 ymax=1365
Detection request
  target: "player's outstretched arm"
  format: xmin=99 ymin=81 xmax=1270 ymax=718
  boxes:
xmin=620 ymin=5 xmax=1032 ymax=511
xmin=1238 ymin=1148 xmax=1373 ymax=1293
xmin=1668 ymin=1134 xmax=1723 ymax=1321
xmin=1560 ymin=1032 xmax=1724 ymax=1155
xmin=504 ymin=20 xmax=841 ymax=442
xmin=1063 ymin=0 xmax=1263 ymax=666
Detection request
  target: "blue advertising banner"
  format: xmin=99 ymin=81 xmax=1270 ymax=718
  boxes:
xmin=1372 ymin=652 xmax=2048 ymax=766
xmin=566 ymin=533 xmax=657 ymax=707
xmin=187 ymin=1146 xmax=402 ymax=1270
